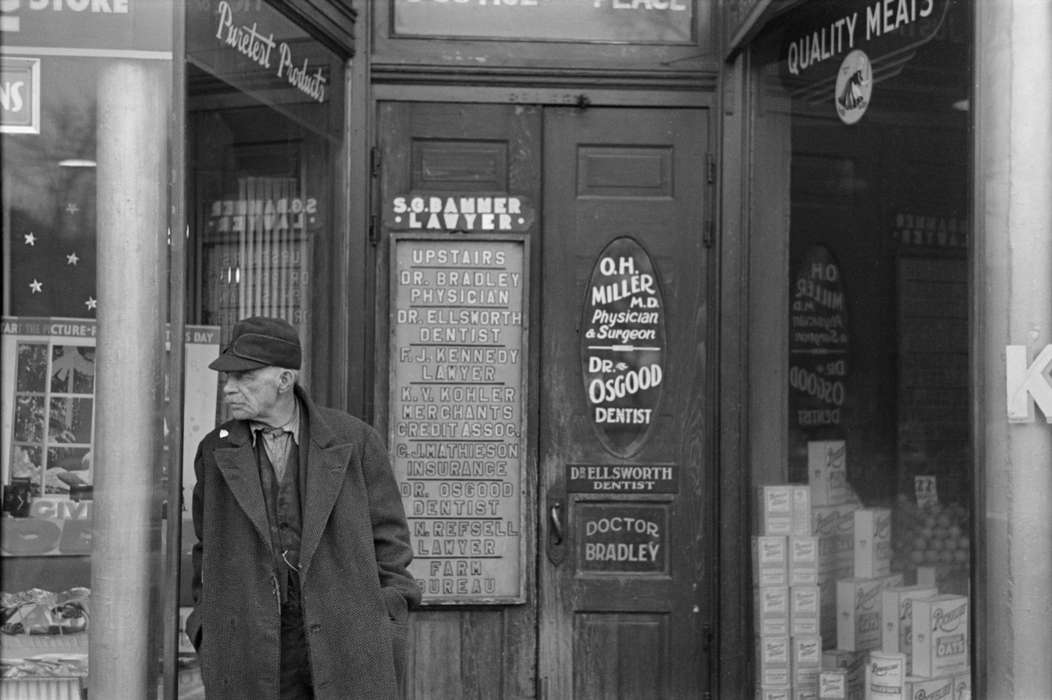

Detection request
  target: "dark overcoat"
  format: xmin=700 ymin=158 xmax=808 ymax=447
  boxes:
xmin=186 ymin=385 xmax=420 ymax=699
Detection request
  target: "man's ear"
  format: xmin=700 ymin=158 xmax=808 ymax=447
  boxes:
xmin=277 ymin=369 xmax=296 ymax=393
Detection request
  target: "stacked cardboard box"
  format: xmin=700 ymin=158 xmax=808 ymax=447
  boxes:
xmin=808 ymin=441 xmax=861 ymax=648
xmin=754 ymin=484 xmax=819 ymax=699
xmin=799 ymin=444 xmax=972 ymax=700
xmin=880 ymin=585 xmax=938 ymax=672
xmin=821 ymin=650 xmax=864 ymax=700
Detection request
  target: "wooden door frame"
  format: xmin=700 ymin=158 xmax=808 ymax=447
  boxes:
xmin=349 ymin=75 xmax=749 ymax=697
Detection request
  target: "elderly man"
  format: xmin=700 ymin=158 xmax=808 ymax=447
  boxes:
xmin=187 ymin=316 xmax=419 ymax=699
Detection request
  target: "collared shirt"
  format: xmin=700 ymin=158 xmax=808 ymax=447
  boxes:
xmin=250 ymin=400 xmax=300 ymax=482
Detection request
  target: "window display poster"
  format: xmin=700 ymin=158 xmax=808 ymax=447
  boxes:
xmin=1 ymin=317 xmax=218 ymax=557
xmin=180 ymin=326 xmax=221 ymax=512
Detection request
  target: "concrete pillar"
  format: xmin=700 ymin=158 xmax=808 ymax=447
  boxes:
xmin=976 ymin=1 xmax=1052 ymax=698
xmin=89 ymin=60 xmax=168 ymax=699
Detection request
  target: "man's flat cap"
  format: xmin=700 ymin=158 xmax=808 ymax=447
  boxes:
xmin=209 ymin=316 xmax=302 ymax=372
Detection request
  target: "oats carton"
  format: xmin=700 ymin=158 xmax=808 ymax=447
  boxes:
xmin=881 ymin=585 xmax=938 ymax=669
xmin=903 ymin=675 xmax=954 ymax=700
xmin=865 ymin=651 xmax=906 ymax=700
xmin=822 ymin=650 xmax=865 ymax=700
xmin=759 ymin=485 xmax=813 ymax=536
xmin=791 ymin=585 xmax=821 ymax=636
xmin=911 ymin=595 xmax=968 ymax=678
xmin=754 ymin=535 xmax=789 ymax=587
xmin=836 ymin=574 xmax=903 ymax=651
xmin=820 ymin=648 xmax=862 ymax=698
xmin=757 ymin=635 xmax=792 ymax=687
xmin=792 ymin=635 xmax=822 ymax=695
xmin=807 ymin=440 xmax=854 ymax=506
xmin=819 ymin=669 xmax=847 ymax=699
xmin=952 ymin=670 xmax=971 ymax=700
xmin=853 ymin=508 xmax=892 ymax=578
xmin=790 ymin=536 xmax=820 ymax=586
xmin=813 ymin=503 xmax=860 ymax=645
xmin=755 ymin=586 xmax=791 ymax=636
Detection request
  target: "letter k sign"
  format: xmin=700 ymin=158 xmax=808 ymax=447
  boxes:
xmin=1006 ymin=344 xmax=1052 ymax=422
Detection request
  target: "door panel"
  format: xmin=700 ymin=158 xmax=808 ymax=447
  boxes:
xmin=377 ymin=102 xmax=542 ymax=699
xmin=539 ymin=107 xmax=713 ymax=699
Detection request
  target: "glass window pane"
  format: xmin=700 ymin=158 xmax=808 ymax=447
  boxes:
xmin=186 ymin=0 xmax=347 ymax=394
xmin=2 ymin=7 xmax=172 ymax=691
xmin=749 ymin=0 xmax=974 ymax=688
xmin=15 ymin=343 xmax=48 ymax=392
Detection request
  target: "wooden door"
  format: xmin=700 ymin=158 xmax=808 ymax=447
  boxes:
xmin=377 ymin=102 xmax=713 ymax=698
xmin=376 ymin=102 xmax=542 ymax=699
xmin=539 ymin=107 xmax=714 ymax=699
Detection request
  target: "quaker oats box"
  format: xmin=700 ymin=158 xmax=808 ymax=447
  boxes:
xmin=953 ymin=670 xmax=971 ymax=700
xmin=754 ymin=535 xmax=790 ymax=587
xmin=759 ymin=485 xmax=813 ymax=536
xmin=755 ymin=586 xmax=791 ymax=637
xmin=819 ymin=669 xmax=847 ymax=699
xmin=790 ymin=585 xmax=821 ymax=636
xmin=903 ymin=675 xmax=954 ymax=700
xmin=837 ymin=574 xmax=904 ymax=651
xmin=911 ymin=595 xmax=969 ymax=678
xmin=854 ymin=508 xmax=892 ymax=578
xmin=790 ymin=536 xmax=820 ymax=586
xmin=822 ymin=650 xmax=865 ymax=700
xmin=865 ymin=651 xmax=906 ymax=700
xmin=757 ymin=635 xmax=792 ymax=687
xmin=881 ymin=585 xmax=938 ymax=668
xmin=807 ymin=440 xmax=855 ymax=506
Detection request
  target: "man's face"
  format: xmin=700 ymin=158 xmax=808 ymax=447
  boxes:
xmin=220 ymin=366 xmax=285 ymax=422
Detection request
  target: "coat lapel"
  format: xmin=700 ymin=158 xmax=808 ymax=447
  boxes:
xmin=214 ymin=424 xmax=272 ymax=550
xmin=299 ymin=390 xmax=352 ymax=575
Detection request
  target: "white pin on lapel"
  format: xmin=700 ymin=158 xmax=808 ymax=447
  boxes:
xmin=219 ymin=429 xmax=229 ymax=439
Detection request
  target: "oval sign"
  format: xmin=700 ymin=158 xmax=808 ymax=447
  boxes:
xmin=580 ymin=237 xmax=667 ymax=457
xmin=789 ymin=244 xmax=849 ymax=431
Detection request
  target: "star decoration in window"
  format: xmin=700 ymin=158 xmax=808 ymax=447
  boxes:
xmin=29 ymin=279 xmax=43 ymax=294
xmin=66 ymin=202 xmax=80 ymax=215
xmin=67 ymin=252 xmax=79 ymax=266
xmin=85 ymin=297 xmax=97 ymax=310
xmin=24 ymin=232 xmax=37 ymax=246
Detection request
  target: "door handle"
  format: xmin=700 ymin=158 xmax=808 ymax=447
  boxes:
xmin=549 ymin=500 xmax=564 ymax=546
xmin=546 ymin=494 xmax=567 ymax=566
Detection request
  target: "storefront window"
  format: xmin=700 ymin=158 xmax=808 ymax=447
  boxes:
xmin=1 ymin=2 xmax=174 ymax=693
xmin=749 ymin=1 xmax=973 ymax=697
xmin=178 ymin=2 xmax=347 ymax=693
xmin=186 ymin=0 xmax=347 ymax=389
